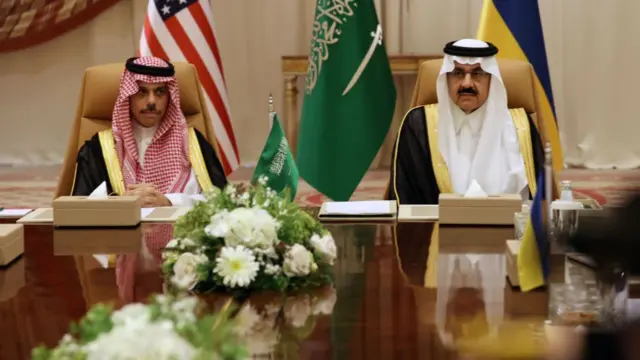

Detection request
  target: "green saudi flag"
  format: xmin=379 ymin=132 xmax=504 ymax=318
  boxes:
xmin=296 ymin=0 xmax=396 ymax=201
xmin=252 ymin=112 xmax=299 ymax=200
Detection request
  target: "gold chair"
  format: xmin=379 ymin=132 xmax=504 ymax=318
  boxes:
xmin=55 ymin=61 xmax=220 ymax=198
xmin=410 ymin=58 xmax=543 ymax=129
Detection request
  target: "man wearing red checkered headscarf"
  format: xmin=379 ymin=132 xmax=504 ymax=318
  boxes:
xmin=72 ymin=56 xmax=228 ymax=206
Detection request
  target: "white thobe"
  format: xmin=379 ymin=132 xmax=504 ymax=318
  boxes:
xmin=451 ymin=108 xmax=530 ymax=201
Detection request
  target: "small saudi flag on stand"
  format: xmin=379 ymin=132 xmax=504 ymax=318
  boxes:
xmin=252 ymin=95 xmax=299 ymax=201
xmin=297 ymin=0 xmax=397 ymax=201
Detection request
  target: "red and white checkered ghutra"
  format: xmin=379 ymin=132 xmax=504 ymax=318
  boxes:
xmin=112 ymin=56 xmax=191 ymax=194
xmin=139 ymin=0 xmax=239 ymax=175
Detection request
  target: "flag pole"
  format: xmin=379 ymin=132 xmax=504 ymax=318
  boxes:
xmin=545 ymin=142 xmax=553 ymax=231
xmin=268 ymin=93 xmax=275 ymax=130
xmin=545 ymin=141 xmax=564 ymax=287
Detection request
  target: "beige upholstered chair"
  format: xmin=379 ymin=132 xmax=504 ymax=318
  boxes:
xmin=55 ymin=61 xmax=219 ymax=198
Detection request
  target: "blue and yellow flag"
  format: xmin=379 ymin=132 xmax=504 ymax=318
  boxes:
xmin=517 ymin=171 xmax=549 ymax=292
xmin=477 ymin=0 xmax=563 ymax=172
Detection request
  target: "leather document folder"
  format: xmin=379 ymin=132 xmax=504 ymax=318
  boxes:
xmin=318 ymin=200 xmax=397 ymax=221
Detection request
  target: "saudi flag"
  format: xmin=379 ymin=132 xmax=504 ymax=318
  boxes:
xmin=252 ymin=113 xmax=299 ymax=200
xmin=297 ymin=0 xmax=396 ymax=201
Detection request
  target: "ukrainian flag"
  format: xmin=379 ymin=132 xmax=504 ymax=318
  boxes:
xmin=477 ymin=0 xmax=563 ymax=172
xmin=517 ymin=171 xmax=549 ymax=292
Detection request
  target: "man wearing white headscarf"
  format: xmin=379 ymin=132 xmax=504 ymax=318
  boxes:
xmin=387 ymin=39 xmax=544 ymax=204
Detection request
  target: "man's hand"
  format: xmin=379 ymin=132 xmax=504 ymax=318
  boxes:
xmin=125 ymin=184 xmax=171 ymax=207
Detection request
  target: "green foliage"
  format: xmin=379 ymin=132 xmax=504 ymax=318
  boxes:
xmin=30 ymin=295 xmax=246 ymax=360
xmin=69 ymin=303 xmax=114 ymax=343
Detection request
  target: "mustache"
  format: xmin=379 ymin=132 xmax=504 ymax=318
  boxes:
xmin=458 ymin=87 xmax=477 ymax=95
xmin=141 ymin=104 xmax=158 ymax=113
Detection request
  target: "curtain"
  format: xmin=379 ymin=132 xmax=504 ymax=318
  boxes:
xmin=0 ymin=0 xmax=121 ymax=52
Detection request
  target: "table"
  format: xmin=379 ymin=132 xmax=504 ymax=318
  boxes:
xmin=281 ymin=55 xmax=439 ymax=156
xmin=0 ymin=219 xmax=636 ymax=359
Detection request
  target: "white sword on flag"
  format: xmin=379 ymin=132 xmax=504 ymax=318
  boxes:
xmin=342 ymin=24 xmax=383 ymax=96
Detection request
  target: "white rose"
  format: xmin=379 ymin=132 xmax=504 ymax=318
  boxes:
xmin=170 ymin=252 xmax=208 ymax=290
xmin=283 ymin=244 xmax=317 ymax=277
xmin=309 ymin=233 xmax=337 ymax=265
xmin=313 ymin=287 xmax=337 ymax=315
xmin=284 ymin=295 xmax=312 ymax=328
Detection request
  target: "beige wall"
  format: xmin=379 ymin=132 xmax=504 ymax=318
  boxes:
xmin=1 ymin=0 xmax=639 ymax=169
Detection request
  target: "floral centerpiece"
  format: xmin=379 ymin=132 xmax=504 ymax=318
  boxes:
xmin=233 ymin=285 xmax=337 ymax=357
xmin=163 ymin=177 xmax=337 ymax=297
xmin=31 ymin=295 xmax=246 ymax=360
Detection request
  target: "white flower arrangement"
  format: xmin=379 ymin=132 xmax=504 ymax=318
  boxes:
xmin=31 ymin=295 xmax=246 ymax=360
xmin=163 ymin=177 xmax=337 ymax=296
xmin=232 ymin=286 xmax=337 ymax=358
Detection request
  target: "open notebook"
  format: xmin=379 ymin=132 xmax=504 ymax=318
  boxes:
xmin=318 ymin=200 xmax=397 ymax=221
xmin=16 ymin=207 xmax=191 ymax=224
xmin=0 ymin=209 xmax=33 ymax=218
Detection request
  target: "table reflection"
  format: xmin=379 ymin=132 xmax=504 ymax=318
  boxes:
xmin=0 ymin=220 xmax=577 ymax=359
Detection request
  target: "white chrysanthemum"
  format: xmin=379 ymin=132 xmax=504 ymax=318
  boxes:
xmin=310 ymin=233 xmax=338 ymax=265
xmin=171 ymin=253 xmax=208 ymax=291
xmin=214 ymin=245 xmax=259 ymax=288
xmin=283 ymin=244 xmax=317 ymax=277
xmin=257 ymin=175 xmax=268 ymax=185
xmin=84 ymin=321 xmax=196 ymax=360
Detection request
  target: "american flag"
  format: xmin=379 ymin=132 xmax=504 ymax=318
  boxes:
xmin=139 ymin=0 xmax=239 ymax=175
xmin=0 ymin=0 xmax=120 ymax=52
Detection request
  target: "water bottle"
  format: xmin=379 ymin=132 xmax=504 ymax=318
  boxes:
xmin=560 ymin=180 xmax=574 ymax=201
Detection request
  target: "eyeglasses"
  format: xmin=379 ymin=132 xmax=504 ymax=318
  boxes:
xmin=448 ymin=69 xmax=490 ymax=80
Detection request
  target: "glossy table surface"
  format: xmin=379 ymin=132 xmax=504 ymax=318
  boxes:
xmin=0 ymin=218 xmax=636 ymax=359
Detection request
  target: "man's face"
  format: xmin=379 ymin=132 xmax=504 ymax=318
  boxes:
xmin=446 ymin=62 xmax=491 ymax=114
xmin=130 ymin=81 xmax=169 ymax=127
